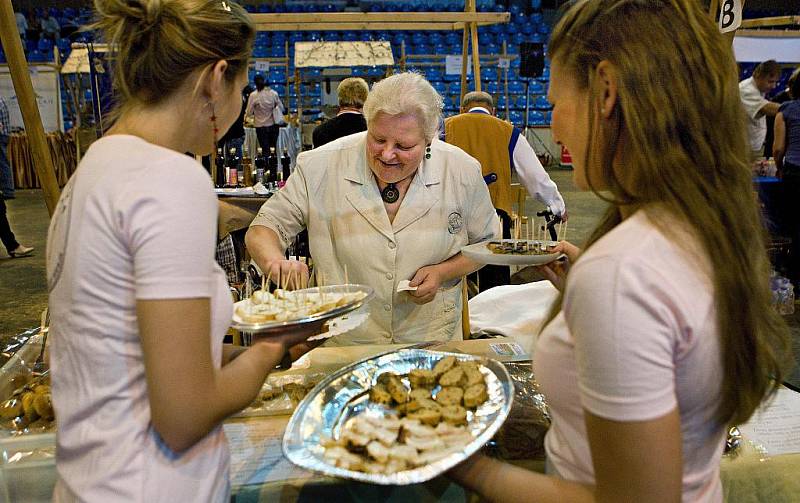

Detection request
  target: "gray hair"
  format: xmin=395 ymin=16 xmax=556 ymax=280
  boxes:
xmin=461 ymin=91 xmax=494 ymax=109
xmin=363 ymin=72 xmax=443 ymax=142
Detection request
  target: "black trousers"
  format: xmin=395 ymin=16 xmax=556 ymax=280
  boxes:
xmin=782 ymin=161 xmax=800 ymax=285
xmin=471 ymin=209 xmax=512 ymax=292
xmin=0 ymin=198 xmax=19 ymax=254
xmin=255 ymin=125 xmax=280 ymax=155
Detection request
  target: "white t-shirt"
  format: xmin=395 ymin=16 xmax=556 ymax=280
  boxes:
xmin=534 ymin=210 xmax=725 ymax=502
xmin=739 ymin=76 xmax=769 ymax=152
xmin=47 ymin=135 xmax=233 ymax=502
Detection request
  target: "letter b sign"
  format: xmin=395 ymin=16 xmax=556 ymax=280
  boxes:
xmin=719 ymin=0 xmax=742 ymax=34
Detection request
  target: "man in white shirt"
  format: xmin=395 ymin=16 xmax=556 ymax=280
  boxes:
xmin=739 ymin=60 xmax=781 ymax=158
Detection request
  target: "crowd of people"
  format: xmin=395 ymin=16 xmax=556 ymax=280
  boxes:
xmin=28 ymin=0 xmax=796 ymax=501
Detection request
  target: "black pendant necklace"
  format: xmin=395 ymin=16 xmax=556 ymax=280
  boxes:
xmin=381 ymin=183 xmax=400 ymax=203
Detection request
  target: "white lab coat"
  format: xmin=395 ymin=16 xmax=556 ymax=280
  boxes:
xmin=251 ymin=131 xmax=498 ymax=345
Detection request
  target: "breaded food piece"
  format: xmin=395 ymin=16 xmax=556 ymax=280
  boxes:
xmin=435 ymin=386 xmax=464 ymax=406
xmin=438 ymin=367 xmax=466 ymax=387
xmin=389 ymin=444 xmax=418 ymax=463
xmin=369 ymin=384 xmax=393 ymax=406
xmin=384 ymin=458 xmax=408 ymax=474
xmin=342 ymin=428 xmax=371 ymax=447
xmin=367 ymin=440 xmax=390 ymax=463
xmin=441 ymin=405 xmax=468 ymax=425
xmin=404 ymin=434 xmax=445 ymax=451
xmin=405 ymin=397 xmax=441 ymax=414
xmin=376 ymin=372 xmax=398 ymax=386
xmin=408 ymin=368 xmax=437 ymax=389
xmin=406 ymin=407 xmax=442 ymax=426
xmin=409 ymin=388 xmax=431 ymax=402
xmin=400 ymin=418 xmax=437 ymax=438
xmin=463 ymin=365 xmax=485 ymax=387
xmin=433 ymin=355 xmax=457 ymax=377
xmin=463 ymin=383 xmax=489 ymax=408
xmin=386 ymin=374 xmax=409 ymax=404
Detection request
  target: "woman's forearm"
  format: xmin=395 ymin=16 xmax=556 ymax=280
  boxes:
xmin=449 ymin=455 xmax=595 ymax=503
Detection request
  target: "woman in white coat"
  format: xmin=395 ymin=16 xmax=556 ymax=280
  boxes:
xmin=246 ymin=72 xmax=499 ymax=345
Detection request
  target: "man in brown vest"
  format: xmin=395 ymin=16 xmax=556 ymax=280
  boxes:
xmin=445 ymin=91 xmax=566 ymax=290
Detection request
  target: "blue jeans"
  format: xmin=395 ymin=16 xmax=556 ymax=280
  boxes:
xmin=0 ymin=137 xmax=13 ymax=199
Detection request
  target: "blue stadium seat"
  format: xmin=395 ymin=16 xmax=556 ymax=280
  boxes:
xmin=432 ymin=81 xmax=447 ymax=95
xmin=412 ymin=44 xmax=431 ymax=55
xmin=481 ymin=67 xmax=498 ymax=81
xmin=509 ymin=110 xmax=524 ymax=126
xmin=529 ymin=110 xmax=546 ymax=125
xmin=411 ymin=32 xmax=427 ymax=46
xmin=528 ymin=80 xmax=545 ymax=95
xmin=485 ymin=81 xmax=499 ymax=94
xmin=508 ymin=80 xmax=525 ymax=94
xmin=433 ymin=44 xmax=450 ymax=55
xmin=449 ymin=80 xmax=462 ymax=94
xmin=533 ymin=95 xmax=551 ymax=110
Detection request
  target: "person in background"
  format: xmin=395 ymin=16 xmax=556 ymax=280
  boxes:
xmin=15 ymin=10 xmax=28 ymax=39
xmin=47 ymin=1 xmax=319 ymax=501
xmin=445 ymin=90 xmax=567 ymax=291
xmin=312 ymin=77 xmax=369 ymax=148
xmin=219 ymin=83 xmax=253 ymax=159
xmin=246 ymin=74 xmax=283 ymax=155
xmin=0 ymin=96 xmax=33 ymax=259
xmin=40 ymin=10 xmax=60 ymax=42
xmin=773 ymin=72 xmax=800 ymax=287
xmin=246 ymin=72 xmax=498 ymax=345
xmin=764 ymin=67 xmax=799 ymax=158
xmin=449 ymin=1 xmax=791 ymax=501
xmin=740 ymin=59 xmax=782 ymax=159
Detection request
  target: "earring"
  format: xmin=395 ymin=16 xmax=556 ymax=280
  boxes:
xmin=425 ymin=145 xmax=431 ymax=159
xmin=209 ymin=102 xmax=219 ymax=152
xmin=601 ymin=107 xmax=606 ymax=114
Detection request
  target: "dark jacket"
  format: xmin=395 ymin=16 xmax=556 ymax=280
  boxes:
xmin=312 ymin=112 xmax=367 ymax=148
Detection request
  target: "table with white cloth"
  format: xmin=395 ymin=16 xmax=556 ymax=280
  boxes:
xmin=244 ymin=125 xmax=301 ymax=171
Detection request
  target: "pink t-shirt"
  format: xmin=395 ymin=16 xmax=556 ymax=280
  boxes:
xmin=534 ymin=210 xmax=726 ymax=502
xmin=47 ymin=135 xmax=233 ymax=502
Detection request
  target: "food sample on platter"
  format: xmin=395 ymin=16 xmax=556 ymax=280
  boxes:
xmin=487 ymin=240 xmax=553 ymax=255
xmin=321 ymin=356 xmax=490 ymax=475
xmin=235 ymin=287 xmax=368 ymax=324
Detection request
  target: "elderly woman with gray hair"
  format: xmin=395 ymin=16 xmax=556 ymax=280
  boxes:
xmin=246 ymin=72 xmax=498 ymax=345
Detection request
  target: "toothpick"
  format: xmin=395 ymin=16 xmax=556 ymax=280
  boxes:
xmin=345 ymin=264 xmax=349 ymax=293
xmin=563 ymin=220 xmax=568 ymax=242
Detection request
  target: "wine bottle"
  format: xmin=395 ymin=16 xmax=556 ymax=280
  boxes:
xmin=227 ymin=147 xmax=240 ymax=187
xmin=280 ymin=147 xmax=291 ymax=181
xmin=241 ymin=145 xmax=253 ymax=187
xmin=254 ymin=147 xmax=266 ymax=185
xmin=214 ymin=147 xmax=226 ymax=187
xmin=267 ymin=147 xmax=278 ymax=184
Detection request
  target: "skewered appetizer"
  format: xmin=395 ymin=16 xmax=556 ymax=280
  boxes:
xmin=235 ymin=288 xmax=368 ymax=324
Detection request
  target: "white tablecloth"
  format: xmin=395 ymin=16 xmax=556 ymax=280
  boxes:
xmin=244 ymin=125 xmax=301 ymax=172
xmin=468 ymin=281 xmax=559 ymax=355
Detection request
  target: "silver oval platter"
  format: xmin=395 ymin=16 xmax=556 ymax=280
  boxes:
xmin=283 ymin=349 xmax=514 ymax=485
xmin=461 ymin=239 xmax=562 ymax=266
xmin=231 ymin=284 xmax=374 ymax=335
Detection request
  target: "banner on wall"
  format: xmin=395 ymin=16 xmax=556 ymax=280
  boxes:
xmin=0 ymin=65 xmax=63 ymax=133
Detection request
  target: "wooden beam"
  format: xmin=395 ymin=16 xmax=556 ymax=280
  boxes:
xmin=460 ymin=22 xmax=468 ymax=103
xmin=739 ymin=15 xmax=800 ymax=28
xmin=0 ymin=0 xmax=60 ymax=215
xmin=251 ymin=12 xmax=509 ymax=24
xmin=255 ymin=22 xmax=465 ymax=31
xmin=736 ymin=28 xmax=800 ymax=37
xmin=468 ymin=0 xmax=481 ymax=93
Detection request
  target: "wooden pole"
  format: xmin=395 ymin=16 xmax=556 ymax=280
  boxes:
xmin=0 ymin=0 xmax=61 ymax=215
xmin=460 ymin=19 xmax=469 ymax=101
xmin=468 ymin=0 xmax=481 ymax=92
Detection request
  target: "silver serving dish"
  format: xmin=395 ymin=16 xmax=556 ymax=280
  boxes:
xmin=230 ymin=284 xmax=374 ymax=335
xmin=461 ymin=239 xmax=562 ymax=266
xmin=283 ymin=349 xmax=514 ymax=485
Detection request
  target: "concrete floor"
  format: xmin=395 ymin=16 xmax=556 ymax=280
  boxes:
xmin=1 ymin=169 xmax=797 ymax=388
